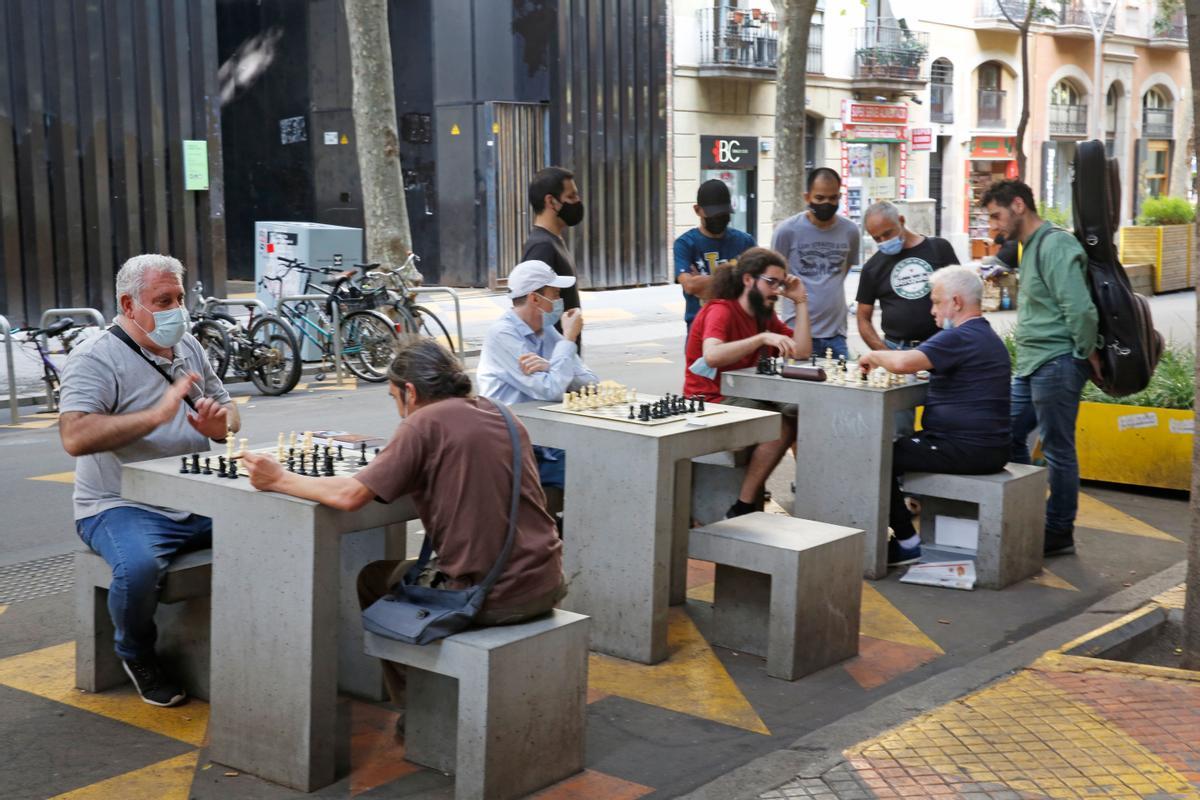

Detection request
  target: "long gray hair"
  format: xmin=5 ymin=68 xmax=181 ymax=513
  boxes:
xmin=386 ymin=336 xmax=473 ymax=401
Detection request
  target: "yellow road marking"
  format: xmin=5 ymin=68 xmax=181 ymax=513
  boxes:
xmin=686 ymin=582 xmax=714 ymax=603
xmin=588 ymin=608 xmax=770 ymax=735
xmin=662 ymin=301 xmax=686 ymax=314
xmin=231 ymin=396 xmax=250 ymax=405
xmin=1151 ymin=583 xmax=1186 ymax=609
xmin=29 ymin=471 xmax=76 ymax=484
xmin=0 ymin=605 xmax=6 ymax=617
xmin=24 ymin=411 xmax=61 ymax=419
xmin=48 ymin=751 xmax=199 ymax=800
xmin=310 ymin=379 xmax=359 ymax=392
xmin=0 ymin=419 xmax=59 ymax=429
xmin=1027 ymin=567 xmax=1079 ymax=592
xmin=627 ymin=356 xmax=673 ymax=365
xmin=860 ymin=584 xmax=944 ymax=654
xmin=0 ymin=643 xmax=208 ymax=746
xmin=1076 ymin=492 xmax=1178 ymax=542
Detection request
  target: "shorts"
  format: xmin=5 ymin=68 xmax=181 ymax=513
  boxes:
xmin=719 ymin=395 xmax=799 ymax=418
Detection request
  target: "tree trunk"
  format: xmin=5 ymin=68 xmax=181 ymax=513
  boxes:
xmin=1015 ymin=21 xmax=1030 ymax=180
xmin=343 ymin=0 xmax=413 ymax=271
xmin=772 ymin=0 xmax=817 ymax=223
xmin=1181 ymin=0 xmax=1200 ymax=671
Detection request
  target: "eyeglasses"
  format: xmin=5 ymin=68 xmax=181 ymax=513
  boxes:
xmin=757 ymin=276 xmax=785 ymax=289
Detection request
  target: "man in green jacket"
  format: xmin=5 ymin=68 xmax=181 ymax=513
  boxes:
xmin=983 ymin=180 xmax=1100 ymax=556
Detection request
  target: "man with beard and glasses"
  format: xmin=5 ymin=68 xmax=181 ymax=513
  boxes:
xmin=674 ymin=179 xmax=756 ymax=334
xmin=772 ymin=167 xmax=860 ymax=359
xmin=522 ymin=166 xmax=586 ymax=354
xmin=683 ymin=247 xmax=812 ymax=518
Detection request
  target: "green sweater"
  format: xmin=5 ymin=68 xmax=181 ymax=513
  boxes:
xmin=1014 ymin=223 xmax=1100 ymax=377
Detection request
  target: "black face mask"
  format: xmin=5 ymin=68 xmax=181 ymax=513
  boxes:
xmin=704 ymin=213 xmax=731 ymax=235
xmin=557 ymin=199 xmax=585 ymax=227
xmin=810 ymin=202 xmax=838 ymax=222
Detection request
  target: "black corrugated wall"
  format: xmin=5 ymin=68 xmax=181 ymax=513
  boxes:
xmin=554 ymin=0 xmax=668 ymax=288
xmin=0 ymin=0 xmax=226 ymax=324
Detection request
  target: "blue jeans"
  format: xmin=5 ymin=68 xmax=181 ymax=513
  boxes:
xmin=1010 ymin=353 xmax=1090 ymax=535
xmin=533 ymin=445 xmax=566 ymax=489
xmin=76 ymin=507 xmax=212 ymax=661
xmin=812 ymin=334 xmax=849 ymax=360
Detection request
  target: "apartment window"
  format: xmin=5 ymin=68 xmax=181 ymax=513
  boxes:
xmin=931 ymin=58 xmax=953 ymax=123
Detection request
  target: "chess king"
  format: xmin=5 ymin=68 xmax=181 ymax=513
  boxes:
xmin=59 ymin=254 xmax=240 ymax=707
xmin=475 ymin=259 xmax=599 ymax=523
xmin=240 ymin=337 xmax=566 ymax=709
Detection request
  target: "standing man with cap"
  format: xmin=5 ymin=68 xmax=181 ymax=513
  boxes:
xmin=477 ymin=260 xmax=599 ymax=518
xmin=674 ymin=179 xmax=756 ymax=334
xmin=522 ymin=166 xmax=586 ymax=353
xmin=772 ymin=167 xmax=860 ymax=359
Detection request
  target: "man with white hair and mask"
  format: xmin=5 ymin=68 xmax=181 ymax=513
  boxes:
xmin=59 ymin=254 xmax=239 ymax=707
xmin=858 ymin=266 xmax=1011 ymax=566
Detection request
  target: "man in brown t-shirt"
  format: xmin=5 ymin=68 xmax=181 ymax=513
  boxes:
xmin=240 ymin=338 xmax=565 ymax=704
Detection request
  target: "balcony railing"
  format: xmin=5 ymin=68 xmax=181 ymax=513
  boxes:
xmin=853 ymin=26 xmax=930 ymax=81
xmin=975 ymin=0 xmax=1033 ymax=20
xmin=931 ymin=83 xmax=953 ymax=123
xmin=1143 ymin=107 xmax=1175 ymax=138
xmin=1155 ymin=20 xmax=1187 ymax=40
xmin=1049 ymin=103 xmax=1088 ymax=136
xmin=1057 ymin=3 xmax=1115 ymax=31
xmin=808 ymin=23 xmax=823 ymax=73
xmin=696 ymin=8 xmax=779 ymax=72
xmin=977 ymin=88 xmax=1007 ymax=128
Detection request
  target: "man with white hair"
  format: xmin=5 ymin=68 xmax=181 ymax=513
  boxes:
xmin=858 ymin=265 xmax=1011 ymax=566
xmin=476 ymin=260 xmax=598 ymax=509
xmin=59 ymin=254 xmax=239 ymax=707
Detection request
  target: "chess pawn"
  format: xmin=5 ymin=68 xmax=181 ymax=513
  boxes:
xmin=825 ymin=347 xmax=833 ymax=361
xmin=239 ymin=438 xmax=249 ymax=457
xmin=277 ymin=432 xmax=286 ymax=462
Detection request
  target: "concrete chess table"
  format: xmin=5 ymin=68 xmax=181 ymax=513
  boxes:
xmin=512 ymin=400 xmax=780 ymax=664
xmin=720 ymin=368 xmax=928 ymax=580
xmin=121 ymin=446 xmax=416 ymax=792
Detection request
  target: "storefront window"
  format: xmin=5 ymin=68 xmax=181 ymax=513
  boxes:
xmin=1145 ymin=141 xmax=1169 ymax=198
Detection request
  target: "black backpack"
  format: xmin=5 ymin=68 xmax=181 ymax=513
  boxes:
xmin=1070 ymin=139 xmax=1163 ymax=397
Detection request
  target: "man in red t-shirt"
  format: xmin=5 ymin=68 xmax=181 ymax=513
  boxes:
xmin=683 ymin=246 xmax=812 ymax=517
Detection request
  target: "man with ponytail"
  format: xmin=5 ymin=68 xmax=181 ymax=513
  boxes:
xmin=241 ymin=337 xmax=565 ymax=706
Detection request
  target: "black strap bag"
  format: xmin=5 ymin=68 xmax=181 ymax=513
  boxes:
xmin=361 ymin=399 xmax=523 ymax=645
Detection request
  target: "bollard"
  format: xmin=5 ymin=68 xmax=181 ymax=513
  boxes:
xmin=0 ymin=314 xmax=17 ymax=424
xmin=409 ymin=286 xmax=466 ymax=359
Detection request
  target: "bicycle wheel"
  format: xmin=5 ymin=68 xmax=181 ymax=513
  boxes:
xmin=246 ymin=315 xmax=302 ymax=395
xmin=192 ymin=320 xmax=230 ymax=381
xmin=410 ymin=305 xmax=456 ymax=355
xmin=339 ymin=310 xmax=399 ymax=382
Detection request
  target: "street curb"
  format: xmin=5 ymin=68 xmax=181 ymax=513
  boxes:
xmin=679 ymin=560 xmax=1189 ymax=800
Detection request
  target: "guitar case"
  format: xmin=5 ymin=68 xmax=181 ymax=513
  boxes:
xmin=1070 ymin=139 xmax=1163 ymax=397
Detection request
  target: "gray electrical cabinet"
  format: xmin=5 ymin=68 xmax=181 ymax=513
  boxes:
xmin=254 ymin=222 xmax=363 ymax=360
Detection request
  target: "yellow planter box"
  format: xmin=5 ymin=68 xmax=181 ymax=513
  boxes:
xmin=1118 ymin=224 xmax=1195 ymax=292
xmin=1076 ymin=402 xmax=1193 ymax=491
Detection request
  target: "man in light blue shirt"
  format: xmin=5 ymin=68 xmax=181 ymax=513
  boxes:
xmin=477 ymin=260 xmax=598 ymax=496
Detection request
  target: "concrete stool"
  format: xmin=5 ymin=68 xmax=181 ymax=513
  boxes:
xmin=689 ymin=513 xmax=863 ymax=681
xmin=690 ymin=448 xmax=751 ymax=526
xmin=363 ymin=609 xmax=590 ymax=800
xmin=902 ymin=463 xmax=1048 ymax=589
xmin=74 ymin=548 xmax=212 ymax=700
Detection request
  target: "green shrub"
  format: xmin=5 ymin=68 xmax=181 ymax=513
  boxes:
xmin=1037 ymin=202 xmax=1071 ymax=229
xmin=1136 ymin=196 xmax=1196 ymax=226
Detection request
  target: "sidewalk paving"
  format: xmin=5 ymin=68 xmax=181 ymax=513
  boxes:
xmin=759 ymin=584 xmax=1200 ymax=800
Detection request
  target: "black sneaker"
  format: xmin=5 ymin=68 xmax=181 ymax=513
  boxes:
xmin=122 ymin=657 xmax=187 ymax=707
xmin=725 ymin=499 xmax=759 ymax=519
xmin=1043 ymin=530 xmax=1076 ymax=556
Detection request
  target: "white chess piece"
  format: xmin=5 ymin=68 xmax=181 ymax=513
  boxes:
xmin=277 ymin=432 xmax=285 ymax=462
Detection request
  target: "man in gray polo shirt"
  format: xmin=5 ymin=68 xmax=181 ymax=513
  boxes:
xmin=772 ymin=167 xmax=861 ymax=359
xmin=59 ymin=254 xmax=239 ymax=707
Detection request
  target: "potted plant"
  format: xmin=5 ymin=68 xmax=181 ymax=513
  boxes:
xmin=1118 ymin=196 xmax=1197 ymax=292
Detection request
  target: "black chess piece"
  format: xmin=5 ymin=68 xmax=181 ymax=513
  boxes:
xmin=358 ymin=442 xmax=368 ymax=466
xmin=374 ymin=447 xmax=380 ymax=456
xmin=337 ymin=444 xmax=344 ymax=461
xmin=324 ymin=455 xmax=335 ymax=477
xmin=299 ymin=452 xmax=307 ymax=473
xmin=698 ymin=397 xmax=706 ymax=411
xmin=179 ymin=457 xmax=189 ymax=474
xmin=689 ymin=398 xmax=696 ymax=413
xmin=287 ymin=458 xmax=295 ymax=473
xmin=227 ymin=458 xmax=238 ymax=480
xmin=628 ymin=405 xmax=635 ymax=419
xmin=217 ymin=456 xmax=227 ymax=478
xmin=191 ymin=453 xmax=201 ymax=474
xmin=202 ymin=457 xmax=212 ymax=475
xmin=811 ymin=354 xmax=817 ymax=367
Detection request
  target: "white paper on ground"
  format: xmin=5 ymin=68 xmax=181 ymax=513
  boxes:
xmin=935 ymin=515 xmax=979 ymax=551
xmin=899 ymin=560 xmax=976 ymax=591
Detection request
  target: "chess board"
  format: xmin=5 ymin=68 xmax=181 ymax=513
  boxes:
xmin=177 ymin=438 xmax=385 ymax=480
xmin=760 ymin=355 xmax=925 ymax=391
xmin=541 ymin=393 xmax=728 ymax=426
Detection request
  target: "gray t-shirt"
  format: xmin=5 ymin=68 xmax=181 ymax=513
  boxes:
xmin=771 ymin=212 xmax=861 ymax=337
xmin=60 ymin=328 xmax=230 ymax=521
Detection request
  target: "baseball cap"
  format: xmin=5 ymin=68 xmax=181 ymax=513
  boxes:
xmin=697 ymin=179 xmax=732 ymax=216
xmin=507 ymin=260 xmax=576 ymax=298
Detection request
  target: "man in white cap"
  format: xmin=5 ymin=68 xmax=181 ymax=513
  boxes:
xmin=477 ymin=260 xmax=599 ymax=509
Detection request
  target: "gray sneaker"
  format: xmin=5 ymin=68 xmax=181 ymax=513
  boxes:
xmin=122 ymin=657 xmax=187 ymax=707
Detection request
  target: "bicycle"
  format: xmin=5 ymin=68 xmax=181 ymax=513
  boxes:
xmin=358 ymin=254 xmax=455 ymax=355
xmin=259 ymin=259 xmax=399 ymax=382
xmin=13 ymin=317 xmax=88 ymax=412
xmin=189 ymin=283 xmax=303 ymax=396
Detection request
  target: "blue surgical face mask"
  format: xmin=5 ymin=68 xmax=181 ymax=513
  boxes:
xmin=877 ymin=236 xmax=904 ymax=256
xmin=688 ymin=356 xmax=718 ymax=380
xmin=134 ymin=303 xmax=188 ymax=348
xmin=541 ymin=296 xmax=564 ymax=329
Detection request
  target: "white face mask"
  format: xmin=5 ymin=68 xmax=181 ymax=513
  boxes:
xmin=133 ymin=302 xmax=188 ymax=348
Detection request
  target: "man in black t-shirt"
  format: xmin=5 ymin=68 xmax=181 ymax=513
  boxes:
xmin=522 ymin=166 xmax=585 ymax=353
xmin=857 ymin=266 xmax=1011 ymax=567
xmin=855 ymin=201 xmax=958 ymax=352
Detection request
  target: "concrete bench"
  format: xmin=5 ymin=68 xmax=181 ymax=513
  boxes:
xmin=690 ymin=448 xmax=751 ymax=525
xmin=363 ymin=609 xmax=590 ymax=800
xmin=902 ymin=463 xmax=1048 ymax=589
xmin=689 ymin=512 xmax=863 ymax=681
xmin=74 ymin=548 xmax=212 ymax=700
